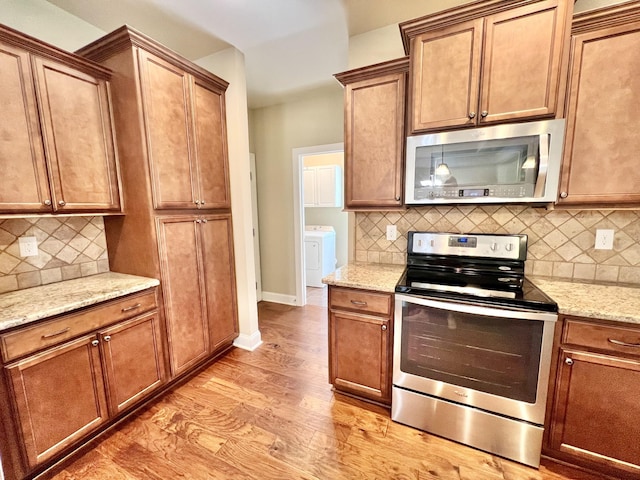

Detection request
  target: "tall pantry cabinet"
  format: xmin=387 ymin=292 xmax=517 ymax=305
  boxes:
xmin=76 ymin=26 xmax=238 ymax=378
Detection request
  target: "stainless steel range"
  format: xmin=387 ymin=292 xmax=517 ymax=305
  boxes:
xmin=392 ymin=231 xmax=558 ymax=468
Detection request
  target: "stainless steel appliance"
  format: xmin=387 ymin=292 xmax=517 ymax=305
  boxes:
xmin=405 ymin=119 xmax=565 ymax=204
xmin=392 ymin=232 xmax=558 ymax=467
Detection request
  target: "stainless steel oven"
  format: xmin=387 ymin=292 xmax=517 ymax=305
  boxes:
xmin=392 ymin=232 xmax=558 ymax=468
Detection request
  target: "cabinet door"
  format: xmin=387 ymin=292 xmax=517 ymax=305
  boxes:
xmin=6 ymin=335 xmax=108 ymax=468
xmin=329 ymin=310 xmax=391 ymax=403
xmin=303 ymin=167 xmax=317 ymax=207
xmin=410 ymin=19 xmax=482 ymax=132
xmin=480 ymin=1 xmax=566 ymax=124
xmin=191 ymin=77 xmax=231 ymax=209
xmin=157 ymin=217 xmax=209 ymax=377
xmin=549 ymin=348 xmax=640 ymax=476
xmin=316 ymin=166 xmax=339 ymax=207
xmin=99 ymin=311 xmax=165 ymax=416
xmin=200 ymin=214 xmax=239 ymax=352
xmin=558 ymin=23 xmax=640 ymax=205
xmin=345 ymin=72 xmax=405 ymax=209
xmin=138 ymin=50 xmax=197 ymax=209
xmin=32 ymin=57 xmax=120 ymax=212
xmin=0 ymin=42 xmax=52 ymax=213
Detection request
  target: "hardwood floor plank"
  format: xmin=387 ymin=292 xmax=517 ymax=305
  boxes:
xmin=46 ymin=302 xmax=599 ymax=480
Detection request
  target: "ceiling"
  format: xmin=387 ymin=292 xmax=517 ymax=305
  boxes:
xmin=45 ymin=0 xmax=474 ymax=108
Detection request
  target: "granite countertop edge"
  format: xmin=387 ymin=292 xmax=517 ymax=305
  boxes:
xmin=0 ymin=272 xmax=160 ymax=332
xmin=323 ymin=264 xmax=640 ymax=325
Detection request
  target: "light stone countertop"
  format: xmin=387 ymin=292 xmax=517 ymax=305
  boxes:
xmin=529 ymin=276 xmax=640 ymax=325
xmin=0 ymin=272 xmax=160 ymax=332
xmin=322 ymin=263 xmax=406 ymax=293
xmin=322 ymin=263 xmax=640 ymax=325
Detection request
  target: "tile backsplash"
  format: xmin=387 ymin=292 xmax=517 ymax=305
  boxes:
xmin=355 ymin=206 xmax=640 ymax=285
xmin=0 ymin=216 xmax=109 ymax=294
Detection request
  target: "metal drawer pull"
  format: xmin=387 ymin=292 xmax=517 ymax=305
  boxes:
xmin=41 ymin=327 xmax=70 ymax=339
xmin=121 ymin=303 xmax=142 ymax=312
xmin=608 ymin=338 xmax=640 ymax=348
xmin=103 ymin=335 xmax=111 ymax=342
xmin=350 ymin=300 xmax=367 ymax=307
xmin=91 ymin=340 xmax=99 ymax=347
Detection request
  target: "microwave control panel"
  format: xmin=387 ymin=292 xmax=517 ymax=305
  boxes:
xmin=419 ymin=184 xmax=533 ymax=200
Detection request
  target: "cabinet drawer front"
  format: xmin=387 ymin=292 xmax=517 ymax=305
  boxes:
xmin=563 ymin=318 xmax=640 ymax=356
xmin=330 ymin=287 xmax=391 ymax=316
xmin=0 ymin=289 xmax=157 ymax=362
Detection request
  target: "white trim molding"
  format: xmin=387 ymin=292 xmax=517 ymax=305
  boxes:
xmin=233 ymin=330 xmax=263 ymax=351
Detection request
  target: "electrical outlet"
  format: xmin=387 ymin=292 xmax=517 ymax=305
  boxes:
xmin=18 ymin=236 xmax=39 ymax=257
xmin=595 ymin=229 xmax=614 ymax=250
xmin=386 ymin=225 xmax=397 ymax=241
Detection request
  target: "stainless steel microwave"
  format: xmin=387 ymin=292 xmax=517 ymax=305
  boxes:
xmin=405 ymin=119 xmax=566 ymax=205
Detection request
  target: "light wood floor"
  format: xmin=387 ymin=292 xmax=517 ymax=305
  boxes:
xmin=49 ymin=302 xmax=600 ymax=480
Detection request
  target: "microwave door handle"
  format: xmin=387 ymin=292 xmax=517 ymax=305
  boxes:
xmin=533 ymin=133 xmax=550 ymax=198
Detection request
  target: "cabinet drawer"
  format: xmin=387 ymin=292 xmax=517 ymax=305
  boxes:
xmin=330 ymin=287 xmax=392 ymax=316
xmin=563 ymin=318 xmax=640 ymax=356
xmin=0 ymin=289 xmax=157 ymax=363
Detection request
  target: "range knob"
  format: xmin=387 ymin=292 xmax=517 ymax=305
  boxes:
xmin=505 ymin=243 xmax=514 ymax=252
xmin=490 ymin=243 xmax=498 ymax=251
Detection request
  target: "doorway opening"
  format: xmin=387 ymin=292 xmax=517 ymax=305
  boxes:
xmin=292 ymin=143 xmax=352 ymax=306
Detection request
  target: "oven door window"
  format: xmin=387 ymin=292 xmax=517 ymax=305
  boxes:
xmin=400 ymin=301 xmax=543 ymax=403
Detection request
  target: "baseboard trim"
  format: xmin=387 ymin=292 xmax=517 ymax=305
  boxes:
xmin=233 ymin=330 xmax=263 ymax=351
xmin=261 ymin=291 xmax=298 ymax=306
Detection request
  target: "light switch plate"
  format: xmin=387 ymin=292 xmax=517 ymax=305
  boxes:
xmin=386 ymin=225 xmax=397 ymax=241
xmin=595 ymin=229 xmax=614 ymax=250
xmin=18 ymin=236 xmax=39 ymax=257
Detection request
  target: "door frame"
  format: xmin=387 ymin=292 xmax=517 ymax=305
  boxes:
xmin=292 ymin=142 xmax=344 ymax=306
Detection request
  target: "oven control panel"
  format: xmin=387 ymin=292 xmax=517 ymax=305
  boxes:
xmin=410 ymin=232 xmax=527 ymax=260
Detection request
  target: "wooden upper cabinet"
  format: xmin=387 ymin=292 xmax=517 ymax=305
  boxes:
xmin=191 ymin=78 xmax=231 ymax=209
xmin=558 ymin=3 xmax=640 ymax=206
xmin=33 ymin=57 xmax=120 ymax=212
xmin=335 ymin=58 xmax=408 ymax=210
xmin=138 ymin=50 xmax=197 ymax=210
xmin=137 ymin=46 xmax=230 ymax=210
xmin=0 ymin=25 xmax=121 ymax=214
xmin=402 ymin=0 xmax=571 ymax=133
xmin=411 ymin=20 xmax=482 ymax=131
xmin=0 ymin=41 xmax=51 ymax=213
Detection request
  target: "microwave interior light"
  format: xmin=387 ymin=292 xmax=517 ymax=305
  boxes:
xmin=521 ymin=156 xmax=536 ymax=169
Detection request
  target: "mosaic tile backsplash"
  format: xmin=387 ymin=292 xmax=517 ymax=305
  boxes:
xmin=0 ymin=216 xmax=109 ymax=294
xmin=355 ymin=206 xmax=640 ymax=285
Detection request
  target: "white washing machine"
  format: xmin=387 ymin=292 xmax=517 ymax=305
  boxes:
xmin=304 ymin=225 xmax=336 ymax=287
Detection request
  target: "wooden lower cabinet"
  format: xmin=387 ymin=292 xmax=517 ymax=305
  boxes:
xmin=0 ymin=288 xmax=165 ymax=479
xmin=545 ymin=317 xmax=640 ymax=479
xmin=328 ymin=286 xmax=393 ymax=405
xmin=6 ymin=335 xmax=108 ymax=468
xmin=157 ymin=214 xmax=238 ymax=377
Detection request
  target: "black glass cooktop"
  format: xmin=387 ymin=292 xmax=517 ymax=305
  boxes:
xmin=395 ymin=266 xmax=558 ymax=313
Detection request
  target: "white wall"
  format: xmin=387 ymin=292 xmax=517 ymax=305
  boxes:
xmin=250 ymin=85 xmax=344 ymax=299
xmin=196 ymin=48 xmax=261 ymax=351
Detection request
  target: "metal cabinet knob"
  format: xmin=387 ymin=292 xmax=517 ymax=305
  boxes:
xmin=565 ymin=358 xmax=573 ymax=366
xmin=195 ymin=200 xmax=201 ymax=205
xmin=468 ymin=112 xmax=476 ymax=119
xmin=480 ymin=111 xmax=488 ymax=118
xmin=395 ymin=196 xmax=401 ymax=201
xmin=196 ymin=219 xmax=202 ymax=224
xmin=44 ymin=199 xmax=52 ymax=206
xmin=202 ymin=219 xmax=208 ymax=223
xmin=381 ymin=325 xmax=387 ymax=331
xmin=201 ymin=201 xmax=206 ymax=206
xmin=560 ymin=192 xmax=568 ymax=199
xmin=91 ymin=340 xmax=99 ymax=347
xmin=103 ymin=335 xmax=111 ymax=342
xmin=58 ymin=200 xmax=66 ymax=206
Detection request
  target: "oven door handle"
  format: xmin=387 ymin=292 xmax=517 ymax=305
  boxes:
xmin=395 ymin=293 xmax=557 ymax=322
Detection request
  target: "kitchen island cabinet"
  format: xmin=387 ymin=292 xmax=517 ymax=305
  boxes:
xmin=399 ymin=0 xmax=571 ymax=133
xmin=557 ymin=1 xmax=640 ymax=206
xmin=544 ymin=316 xmax=640 ymax=480
xmin=334 ymin=58 xmax=408 ymax=210
xmin=0 ymin=24 xmax=121 ymax=214
xmin=328 ymin=286 xmax=394 ymax=405
xmin=0 ymin=282 xmax=164 ymax=480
